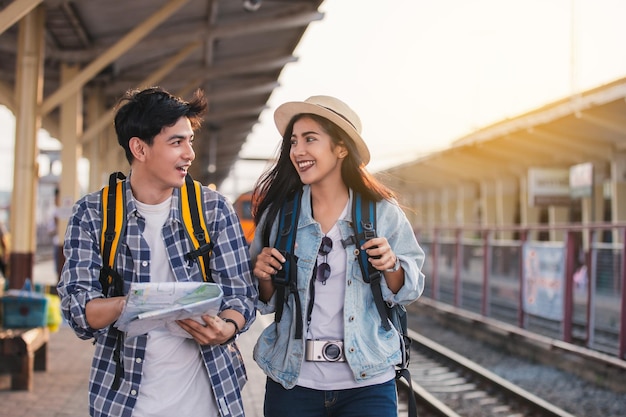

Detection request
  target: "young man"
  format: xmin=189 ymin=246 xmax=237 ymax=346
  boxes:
xmin=57 ymin=87 xmax=257 ymax=417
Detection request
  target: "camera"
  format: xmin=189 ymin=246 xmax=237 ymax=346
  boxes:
xmin=305 ymin=339 xmax=345 ymax=362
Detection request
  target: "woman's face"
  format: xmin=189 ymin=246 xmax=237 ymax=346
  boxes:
xmin=289 ymin=116 xmax=346 ymax=186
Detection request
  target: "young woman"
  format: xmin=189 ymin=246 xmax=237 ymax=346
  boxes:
xmin=250 ymin=95 xmax=425 ymax=417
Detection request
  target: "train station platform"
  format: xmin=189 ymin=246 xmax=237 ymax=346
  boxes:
xmin=0 ymin=259 xmax=267 ymax=417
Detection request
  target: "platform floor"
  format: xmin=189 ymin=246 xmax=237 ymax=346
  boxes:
xmin=0 ymin=259 xmax=268 ymax=417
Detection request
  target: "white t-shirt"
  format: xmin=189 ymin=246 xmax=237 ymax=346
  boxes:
xmin=297 ymin=202 xmax=394 ymax=390
xmin=132 ymin=197 xmax=218 ymax=417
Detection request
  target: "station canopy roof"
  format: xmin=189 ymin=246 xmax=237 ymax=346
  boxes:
xmin=383 ymin=76 xmax=626 ymax=191
xmin=0 ymin=0 xmax=324 ymax=186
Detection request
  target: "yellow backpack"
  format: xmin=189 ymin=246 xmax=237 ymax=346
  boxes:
xmin=98 ymin=172 xmax=213 ymax=296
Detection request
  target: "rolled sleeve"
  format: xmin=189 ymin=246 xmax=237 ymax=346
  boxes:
xmin=205 ymin=191 xmax=258 ymax=331
xmin=57 ymin=193 xmax=108 ymax=340
xmin=378 ymin=200 xmax=426 ymax=305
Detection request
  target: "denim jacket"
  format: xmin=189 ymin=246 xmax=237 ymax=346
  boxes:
xmin=251 ymin=185 xmax=425 ymax=389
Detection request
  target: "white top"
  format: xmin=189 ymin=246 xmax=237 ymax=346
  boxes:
xmin=132 ymin=197 xmax=218 ymax=417
xmin=297 ymin=202 xmax=394 ymax=389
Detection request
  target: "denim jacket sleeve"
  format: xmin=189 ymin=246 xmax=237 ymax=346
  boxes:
xmin=249 ymin=210 xmax=279 ymax=314
xmin=375 ymin=198 xmax=425 ymax=305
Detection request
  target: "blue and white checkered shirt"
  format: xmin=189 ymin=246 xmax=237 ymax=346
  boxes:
xmin=58 ymin=176 xmax=257 ymax=417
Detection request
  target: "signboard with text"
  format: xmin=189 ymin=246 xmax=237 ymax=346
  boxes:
xmin=569 ymin=162 xmax=593 ymax=199
xmin=527 ymin=167 xmax=570 ymax=207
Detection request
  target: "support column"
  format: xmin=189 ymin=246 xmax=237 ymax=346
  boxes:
xmin=426 ymin=190 xmax=438 ymax=226
xmin=440 ymin=187 xmax=453 ymax=226
xmin=86 ymin=86 xmax=105 ymax=191
xmin=413 ymin=192 xmax=427 ymax=236
xmin=56 ymin=63 xmax=84 ymax=282
xmin=611 ymin=154 xmax=626 ymax=221
xmin=495 ymin=178 xmax=518 ymax=239
xmin=455 ymin=183 xmax=478 ymax=238
xmin=519 ymin=174 xmax=541 ymax=239
xmin=549 ymin=206 xmax=569 ymax=241
xmin=10 ymin=7 xmax=45 ymax=289
xmin=480 ymin=180 xmax=497 ymax=227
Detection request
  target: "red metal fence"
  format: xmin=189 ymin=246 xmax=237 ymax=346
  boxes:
xmin=416 ymin=223 xmax=626 ymax=360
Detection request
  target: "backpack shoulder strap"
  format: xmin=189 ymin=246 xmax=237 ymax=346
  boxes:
xmin=272 ymin=189 xmax=303 ymax=339
xmin=351 ymin=193 xmax=391 ymax=331
xmin=99 ymin=172 xmax=126 ymax=297
xmin=181 ymin=174 xmax=213 ymax=283
xmin=352 ymin=193 xmax=417 ymax=416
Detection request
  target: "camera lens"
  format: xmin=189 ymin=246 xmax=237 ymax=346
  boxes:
xmin=322 ymin=342 xmax=342 ymax=361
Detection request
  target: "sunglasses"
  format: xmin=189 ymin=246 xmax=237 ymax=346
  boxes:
xmin=317 ymin=236 xmax=333 ymax=284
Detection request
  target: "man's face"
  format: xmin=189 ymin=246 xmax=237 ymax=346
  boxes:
xmin=134 ymin=117 xmax=195 ymax=200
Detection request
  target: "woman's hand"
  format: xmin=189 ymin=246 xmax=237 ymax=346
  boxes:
xmin=362 ymin=237 xmax=404 ymax=293
xmin=253 ymin=247 xmax=286 ymax=282
xmin=253 ymin=247 xmax=285 ymax=302
xmin=361 ymin=237 xmax=398 ymax=272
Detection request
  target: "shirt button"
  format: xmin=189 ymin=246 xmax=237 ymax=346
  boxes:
xmin=135 ymin=357 xmax=142 ymax=363
xmin=347 ymin=280 xmax=352 ymax=285
xmin=349 ymin=347 xmax=355 ymax=353
xmin=360 ymin=372 xmax=367 ymax=378
xmin=131 ymin=389 xmax=137 ymax=396
xmin=141 ymin=261 xmax=148 ymax=267
xmin=349 ymin=316 xmax=355 ymax=322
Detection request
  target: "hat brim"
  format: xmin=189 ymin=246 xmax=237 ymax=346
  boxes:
xmin=274 ymin=101 xmax=370 ymax=165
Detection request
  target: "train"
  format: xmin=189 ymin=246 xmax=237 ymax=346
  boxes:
xmin=233 ymin=191 xmax=255 ymax=244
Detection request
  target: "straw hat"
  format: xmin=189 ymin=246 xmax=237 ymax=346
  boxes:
xmin=273 ymin=95 xmax=371 ymax=165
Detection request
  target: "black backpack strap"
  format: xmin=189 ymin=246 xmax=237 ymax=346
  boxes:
xmin=181 ymin=174 xmax=213 ymax=283
xmin=272 ymin=189 xmax=303 ymax=339
xmin=98 ymin=171 xmax=127 ymax=391
xmin=352 ymin=193 xmax=391 ymax=331
xmin=99 ymin=172 xmax=126 ymax=297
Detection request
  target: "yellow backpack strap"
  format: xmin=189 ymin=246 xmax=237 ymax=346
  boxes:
xmin=99 ymin=172 xmax=126 ymax=296
xmin=181 ymin=174 xmax=213 ymax=282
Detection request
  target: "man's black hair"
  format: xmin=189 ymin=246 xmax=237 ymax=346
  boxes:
xmin=114 ymin=87 xmax=207 ymax=164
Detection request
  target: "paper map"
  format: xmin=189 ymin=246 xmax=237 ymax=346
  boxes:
xmin=115 ymin=282 xmax=223 ymax=338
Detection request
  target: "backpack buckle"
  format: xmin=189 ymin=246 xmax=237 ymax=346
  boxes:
xmin=361 ymin=221 xmax=376 ymax=241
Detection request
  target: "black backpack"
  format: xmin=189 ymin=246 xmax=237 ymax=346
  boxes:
xmin=271 ymin=189 xmax=417 ymax=417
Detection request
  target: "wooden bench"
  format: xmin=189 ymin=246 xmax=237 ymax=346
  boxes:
xmin=0 ymin=327 xmax=49 ymax=390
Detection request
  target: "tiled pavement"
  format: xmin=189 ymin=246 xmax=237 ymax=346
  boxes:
xmin=0 ymin=259 xmax=268 ymax=417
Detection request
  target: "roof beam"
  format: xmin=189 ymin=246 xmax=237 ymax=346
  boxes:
xmin=205 ymin=104 xmax=267 ymax=123
xmin=579 ymin=112 xmax=626 ymax=135
xmin=105 ymin=50 xmax=296 ymax=96
xmin=210 ymin=11 xmax=324 ymax=39
xmin=80 ymin=40 xmax=201 ymax=144
xmin=209 ymin=80 xmax=279 ymax=103
xmin=40 ymin=0 xmax=191 ymax=116
xmin=0 ymin=0 xmax=42 ymax=35
xmin=531 ymin=127 xmax=613 ymax=161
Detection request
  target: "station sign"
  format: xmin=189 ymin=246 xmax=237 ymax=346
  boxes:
xmin=569 ymin=162 xmax=594 ymax=199
xmin=527 ymin=167 xmax=570 ymax=207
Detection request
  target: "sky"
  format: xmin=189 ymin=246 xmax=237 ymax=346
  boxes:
xmin=220 ymin=0 xmax=626 ymax=200
xmin=2 ymin=0 xmax=626 ymax=202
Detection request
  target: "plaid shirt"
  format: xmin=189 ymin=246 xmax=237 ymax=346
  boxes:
xmin=58 ymin=176 xmax=257 ymax=417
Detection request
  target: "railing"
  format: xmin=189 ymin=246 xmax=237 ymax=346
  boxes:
xmin=415 ymin=223 xmax=626 ymax=360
